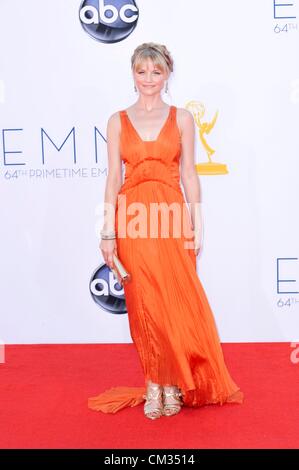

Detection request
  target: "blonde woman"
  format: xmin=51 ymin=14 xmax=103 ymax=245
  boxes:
xmin=89 ymin=42 xmax=243 ymax=419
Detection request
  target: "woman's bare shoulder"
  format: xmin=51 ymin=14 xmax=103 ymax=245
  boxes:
xmin=106 ymin=109 xmax=122 ymax=133
xmin=176 ymin=106 xmax=193 ymax=120
xmin=176 ymin=107 xmax=194 ymax=135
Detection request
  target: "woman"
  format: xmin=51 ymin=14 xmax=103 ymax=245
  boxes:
xmin=88 ymin=42 xmax=243 ymax=420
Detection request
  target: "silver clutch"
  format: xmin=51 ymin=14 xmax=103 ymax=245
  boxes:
xmin=111 ymin=253 xmax=131 ymax=284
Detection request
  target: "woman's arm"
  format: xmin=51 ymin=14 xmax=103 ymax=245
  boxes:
xmin=100 ymin=112 xmax=123 ymax=274
xmin=102 ymin=112 xmax=123 ymax=233
xmin=179 ymin=108 xmax=203 ymax=254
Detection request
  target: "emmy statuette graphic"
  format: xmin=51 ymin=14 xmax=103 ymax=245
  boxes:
xmin=185 ymin=100 xmax=228 ymax=175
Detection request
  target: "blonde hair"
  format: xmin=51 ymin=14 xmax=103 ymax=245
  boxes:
xmin=131 ymin=42 xmax=174 ymax=75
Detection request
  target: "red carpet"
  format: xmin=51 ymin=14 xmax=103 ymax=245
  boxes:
xmin=0 ymin=343 xmax=298 ymax=449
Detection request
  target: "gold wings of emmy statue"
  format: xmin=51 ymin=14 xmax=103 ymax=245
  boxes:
xmin=185 ymin=100 xmax=228 ymax=175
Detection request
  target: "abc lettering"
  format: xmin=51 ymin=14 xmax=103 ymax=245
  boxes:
xmin=80 ymin=0 xmax=138 ymax=24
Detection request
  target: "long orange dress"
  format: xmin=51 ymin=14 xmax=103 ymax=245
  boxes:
xmin=88 ymin=105 xmax=244 ymax=413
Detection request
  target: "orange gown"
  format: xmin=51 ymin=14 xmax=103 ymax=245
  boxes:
xmin=88 ymin=105 xmax=244 ymax=413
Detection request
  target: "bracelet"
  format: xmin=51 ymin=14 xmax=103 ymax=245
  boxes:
xmin=100 ymin=229 xmax=116 ymax=240
xmin=101 ymin=234 xmax=116 ymax=240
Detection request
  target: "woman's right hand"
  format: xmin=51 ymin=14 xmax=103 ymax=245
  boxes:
xmin=100 ymin=238 xmax=122 ymax=285
xmin=100 ymin=238 xmax=116 ymax=269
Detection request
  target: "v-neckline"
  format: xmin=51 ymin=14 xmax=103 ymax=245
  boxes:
xmin=124 ymin=105 xmax=173 ymax=143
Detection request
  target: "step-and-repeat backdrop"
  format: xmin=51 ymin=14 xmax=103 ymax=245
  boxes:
xmin=1 ymin=0 xmax=298 ymax=343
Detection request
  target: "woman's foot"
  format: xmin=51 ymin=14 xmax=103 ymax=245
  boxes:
xmin=143 ymin=381 xmax=163 ymax=420
xmin=162 ymin=385 xmax=183 ymax=417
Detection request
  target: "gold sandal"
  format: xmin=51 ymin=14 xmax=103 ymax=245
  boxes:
xmin=143 ymin=381 xmax=163 ymax=420
xmin=162 ymin=385 xmax=183 ymax=417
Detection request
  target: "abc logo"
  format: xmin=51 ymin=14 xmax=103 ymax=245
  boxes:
xmin=90 ymin=262 xmax=128 ymax=314
xmin=79 ymin=0 xmax=139 ymax=43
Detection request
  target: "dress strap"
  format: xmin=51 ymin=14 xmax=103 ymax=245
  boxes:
xmin=169 ymin=105 xmax=176 ymax=127
xmin=119 ymin=109 xmax=127 ymax=121
xmin=119 ymin=110 xmax=129 ymax=139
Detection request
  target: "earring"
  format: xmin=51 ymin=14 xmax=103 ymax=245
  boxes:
xmin=164 ymin=81 xmax=168 ymax=94
xmin=134 ymin=83 xmax=137 ymax=92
